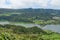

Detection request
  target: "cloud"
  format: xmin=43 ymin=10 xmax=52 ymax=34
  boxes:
xmin=10 ymin=0 xmax=49 ymax=8
xmin=35 ymin=0 xmax=48 ymax=8
xmin=0 ymin=0 xmax=60 ymax=9
xmin=49 ymin=0 xmax=60 ymax=9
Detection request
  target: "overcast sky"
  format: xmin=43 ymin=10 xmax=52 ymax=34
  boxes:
xmin=0 ymin=0 xmax=60 ymax=9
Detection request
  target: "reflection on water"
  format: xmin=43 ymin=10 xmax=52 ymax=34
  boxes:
xmin=42 ymin=25 xmax=60 ymax=33
xmin=15 ymin=24 xmax=41 ymax=28
xmin=0 ymin=21 xmax=9 ymax=25
xmin=0 ymin=22 xmax=41 ymax=27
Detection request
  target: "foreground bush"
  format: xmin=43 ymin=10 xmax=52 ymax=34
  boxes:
xmin=0 ymin=25 xmax=60 ymax=40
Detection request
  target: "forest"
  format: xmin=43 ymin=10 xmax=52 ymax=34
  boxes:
xmin=0 ymin=8 xmax=60 ymax=25
xmin=0 ymin=24 xmax=60 ymax=40
xmin=0 ymin=8 xmax=60 ymax=40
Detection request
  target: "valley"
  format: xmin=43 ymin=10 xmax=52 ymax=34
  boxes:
xmin=0 ymin=8 xmax=60 ymax=40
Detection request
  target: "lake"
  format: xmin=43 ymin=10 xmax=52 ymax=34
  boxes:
xmin=0 ymin=21 xmax=60 ymax=33
xmin=0 ymin=21 xmax=41 ymax=27
xmin=0 ymin=21 xmax=10 ymax=25
xmin=42 ymin=25 xmax=60 ymax=33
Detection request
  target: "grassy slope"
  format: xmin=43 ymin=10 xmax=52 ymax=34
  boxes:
xmin=0 ymin=26 xmax=60 ymax=40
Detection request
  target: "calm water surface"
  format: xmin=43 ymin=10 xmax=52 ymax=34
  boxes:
xmin=0 ymin=21 xmax=60 ymax=33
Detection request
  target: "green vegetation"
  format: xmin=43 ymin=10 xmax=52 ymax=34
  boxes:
xmin=0 ymin=25 xmax=59 ymax=40
xmin=0 ymin=8 xmax=60 ymax=40
xmin=0 ymin=8 xmax=60 ymax=25
xmin=34 ymin=20 xmax=60 ymax=25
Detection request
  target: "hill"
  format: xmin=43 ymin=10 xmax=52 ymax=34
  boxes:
xmin=0 ymin=8 xmax=60 ymax=25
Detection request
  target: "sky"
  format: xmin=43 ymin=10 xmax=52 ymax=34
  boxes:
xmin=0 ymin=0 xmax=60 ymax=9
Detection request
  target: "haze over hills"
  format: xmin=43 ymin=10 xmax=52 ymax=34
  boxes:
xmin=0 ymin=0 xmax=60 ymax=40
xmin=0 ymin=8 xmax=60 ymax=24
xmin=0 ymin=8 xmax=60 ymax=17
xmin=0 ymin=8 xmax=60 ymax=13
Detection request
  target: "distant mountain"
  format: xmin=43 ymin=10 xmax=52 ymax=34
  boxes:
xmin=0 ymin=8 xmax=60 ymax=22
xmin=0 ymin=8 xmax=60 ymax=14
